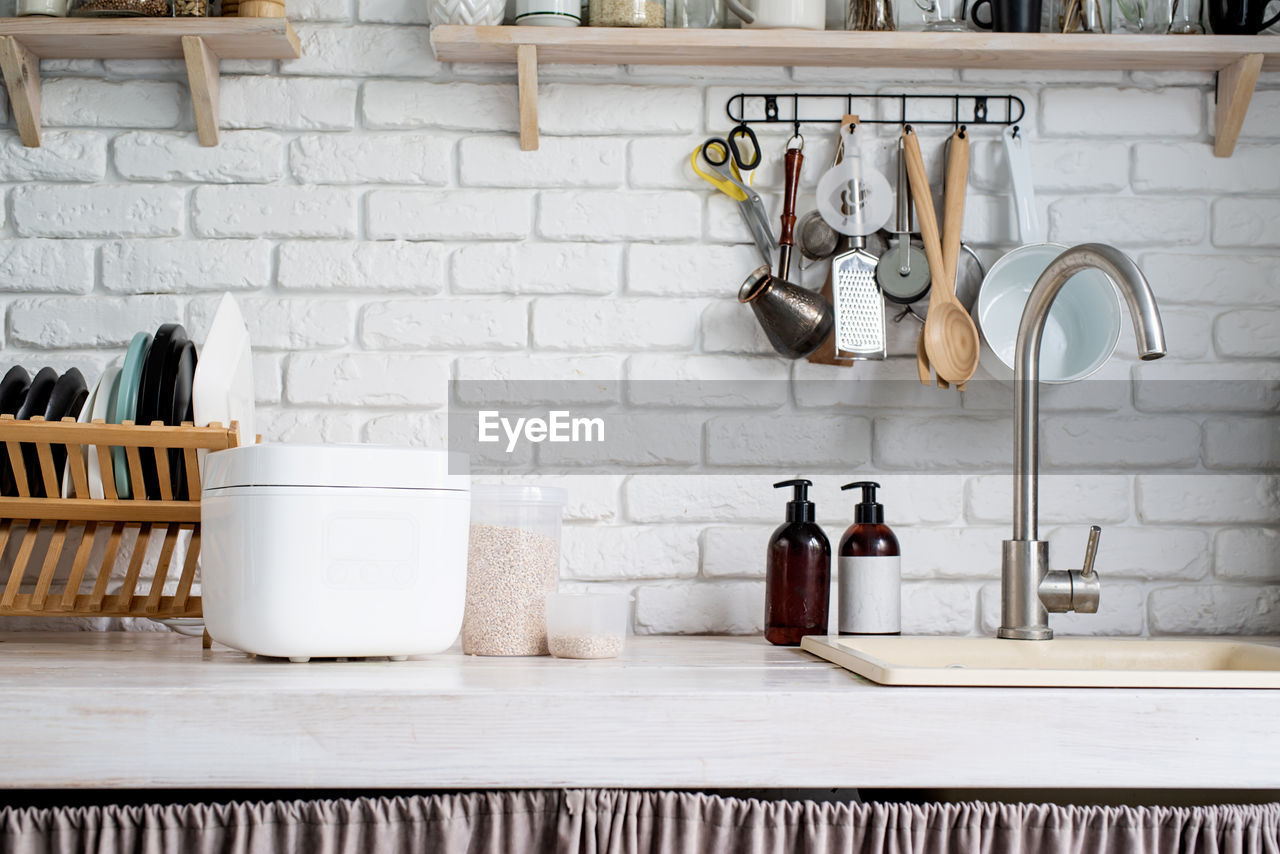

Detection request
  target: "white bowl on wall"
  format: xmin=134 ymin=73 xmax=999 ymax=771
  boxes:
xmin=972 ymin=242 xmax=1123 ymax=385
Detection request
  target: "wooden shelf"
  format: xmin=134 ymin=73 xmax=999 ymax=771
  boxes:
xmin=0 ymin=17 xmax=300 ymax=147
xmin=431 ymin=26 xmax=1276 ymax=155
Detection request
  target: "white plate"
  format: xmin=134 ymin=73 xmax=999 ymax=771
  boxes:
xmin=193 ymin=293 xmax=256 ymax=451
xmin=62 ymin=363 xmax=119 ymax=500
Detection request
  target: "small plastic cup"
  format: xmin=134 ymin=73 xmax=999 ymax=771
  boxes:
xmin=545 ymin=591 xmax=631 ymax=660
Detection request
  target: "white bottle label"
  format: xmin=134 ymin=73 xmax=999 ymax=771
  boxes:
xmin=838 ymin=556 xmax=901 ymax=634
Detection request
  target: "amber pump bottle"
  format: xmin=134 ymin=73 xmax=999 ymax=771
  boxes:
xmin=765 ymin=479 xmax=831 ymax=646
xmin=838 ymin=481 xmax=901 ymax=635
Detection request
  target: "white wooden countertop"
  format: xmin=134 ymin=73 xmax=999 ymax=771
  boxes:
xmin=1 ymin=631 xmax=1276 ymax=790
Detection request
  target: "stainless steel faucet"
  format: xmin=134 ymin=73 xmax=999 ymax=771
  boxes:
xmin=998 ymin=244 xmax=1168 ymax=641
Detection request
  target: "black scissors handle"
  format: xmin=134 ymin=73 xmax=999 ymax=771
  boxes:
xmin=701 ymin=123 xmax=761 ymax=172
xmin=727 ymin=123 xmax=761 ymax=171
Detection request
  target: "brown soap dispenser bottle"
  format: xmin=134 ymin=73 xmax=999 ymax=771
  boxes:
xmin=765 ymin=479 xmax=831 ymax=646
xmin=838 ymin=481 xmax=901 ymax=635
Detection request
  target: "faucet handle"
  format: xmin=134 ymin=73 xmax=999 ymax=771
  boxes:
xmin=1081 ymin=525 xmax=1101 ymax=579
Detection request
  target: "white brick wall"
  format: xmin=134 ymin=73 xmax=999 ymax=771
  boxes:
xmin=0 ymin=38 xmax=1275 ymax=638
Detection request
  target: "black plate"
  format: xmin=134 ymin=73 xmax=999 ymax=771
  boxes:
xmin=0 ymin=366 xmax=31 ymax=416
xmin=138 ymin=324 xmax=190 ymax=500
xmin=163 ymin=341 xmax=197 ymax=500
xmin=44 ymin=368 xmax=89 ymax=495
xmin=15 ymin=367 xmax=58 ymax=497
xmin=137 ymin=324 xmax=184 ymax=430
xmin=16 ymin=367 xmax=56 ymax=421
xmin=45 ymin=368 xmax=88 ymax=424
xmin=0 ymin=366 xmax=31 ymax=496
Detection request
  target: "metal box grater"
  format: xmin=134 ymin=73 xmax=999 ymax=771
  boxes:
xmin=832 ymin=240 xmax=886 ymax=360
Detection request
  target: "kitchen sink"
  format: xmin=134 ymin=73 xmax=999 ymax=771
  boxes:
xmin=800 ymin=635 xmax=1280 ymax=688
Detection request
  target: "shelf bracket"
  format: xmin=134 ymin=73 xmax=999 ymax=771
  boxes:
xmin=182 ymin=35 xmax=221 ymax=147
xmin=0 ymin=36 xmax=41 ymax=148
xmin=517 ymin=43 xmax=539 ymax=151
xmin=1214 ymin=52 xmax=1263 ymax=158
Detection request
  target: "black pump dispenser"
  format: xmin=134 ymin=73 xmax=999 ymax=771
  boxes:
xmin=766 ymin=478 xmax=829 ymax=645
xmin=775 ymin=479 xmax=816 ymax=523
xmin=842 ymin=481 xmax=884 ymax=524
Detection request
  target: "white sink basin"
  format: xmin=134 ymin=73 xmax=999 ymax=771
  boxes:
xmin=800 ymin=635 xmax=1280 ymax=688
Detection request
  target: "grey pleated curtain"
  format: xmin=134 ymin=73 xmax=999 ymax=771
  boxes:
xmin=4 ymin=791 xmax=1280 ymax=854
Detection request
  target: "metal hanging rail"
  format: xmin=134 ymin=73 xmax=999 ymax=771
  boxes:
xmin=725 ymin=92 xmax=1026 ymax=134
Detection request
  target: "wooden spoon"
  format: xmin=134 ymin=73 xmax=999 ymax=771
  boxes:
xmin=941 ymin=127 xmax=975 ymax=390
xmin=903 ymin=127 xmax=980 ymax=387
xmin=905 ymin=131 xmax=939 ymax=388
xmin=902 ymin=128 xmax=949 ymax=388
xmin=915 ymin=332 xmax=931 ymax=385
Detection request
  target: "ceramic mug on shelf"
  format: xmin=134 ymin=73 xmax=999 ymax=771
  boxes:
xmin=516 ymin=0 xmax=582 ymax=24
xmin=969 ymin=0 xmax=1042 ymax=29
xmin=1205 ymin=0 xmax=1278 ymax=32
xmin=725 ymin=0 xmax=825 ymax=28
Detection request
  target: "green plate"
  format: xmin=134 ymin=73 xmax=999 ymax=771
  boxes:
xmin=109 ymin=331 xmax=152 ymax=499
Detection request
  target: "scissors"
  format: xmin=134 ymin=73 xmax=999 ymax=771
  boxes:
xmin=701 ymin=123 xmax=762 ymax=177
xmin=691 ymin=135 xmax=775 ymax=267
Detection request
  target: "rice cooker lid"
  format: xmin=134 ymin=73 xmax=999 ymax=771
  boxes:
xmin=202 ymin=444 xmax=469 ymax=492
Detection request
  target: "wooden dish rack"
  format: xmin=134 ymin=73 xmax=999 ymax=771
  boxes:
xmin=0 ymin=415 xmax=240 ymax=645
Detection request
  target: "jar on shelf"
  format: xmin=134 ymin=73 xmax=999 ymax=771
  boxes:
xmin=1053 ymin=0 xmax=1107 ymax=30
xmin=1165 ymin=0 xmax=1203 ymax=31
xmin=847 ymin=0 xmax=894 ymax=29
xmin=174 ymin=0 xmax=209 ymax=14
xmin=668 ymin=0 xmax=723 ymax=26
xmin=17 ymin=0 xmax=69 ymax=16
xmin=590 ymin=0 xmax=665 ymax=26
xmin=70 ymin=0 xmax=172 ymax=15
xmin=1111 ymin=0 xmax=1157 ymax=30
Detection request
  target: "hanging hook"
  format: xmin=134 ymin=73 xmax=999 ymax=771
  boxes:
xmin=721 ymin=92 xmax=1025 ymax=130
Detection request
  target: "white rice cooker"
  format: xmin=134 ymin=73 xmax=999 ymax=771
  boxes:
xmin=200 ymin=444 xmax=470 ymax=662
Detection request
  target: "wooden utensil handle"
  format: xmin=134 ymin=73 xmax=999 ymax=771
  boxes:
xmin=941 ymin=127 xmax=969 ymax=299
xmin=779 ymin=147 xmax=803 ymax=248
xmin=902 ymin=128 xmax=946 ymax=296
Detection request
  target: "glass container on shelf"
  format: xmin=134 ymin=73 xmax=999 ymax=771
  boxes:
xmin=1166 ymin=0 xmax=1203 ymax=30
xmin=590 ymin=0 xmax=666 ymax=24
xmin=848 ymin=0 xmax=895 ymax=29
xmin=1054 ymin=0 xmax=1108 ymax=30
xmin=1111 ymin=0 xmax=1158 ymax=30
xmin=668 ymin=0 xmax=723 ymax=26
xmin=914 ymin=0 xmax=967 ymax=30
xmin=69 ymin=0 xmax=172 ymax=15
xmin=17 ymin=0 xmax=69 ymax=15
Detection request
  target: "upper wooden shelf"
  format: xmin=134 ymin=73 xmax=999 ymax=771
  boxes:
xmin=0 ymin=18 xmax=300 ymax=147
xmin=433 ymin=27 xmax=1279 ymax=71
xmin=0 ymin=17 xmax=299 ymax=58
xmin=431 ymin=26 xmax=1275 ymax=155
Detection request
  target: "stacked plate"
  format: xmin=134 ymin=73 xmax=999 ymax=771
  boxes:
xmin=0 ymin=366 xmax=90 ymax=497
xmin=3 ymin=293 xmax=255 ymax=503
